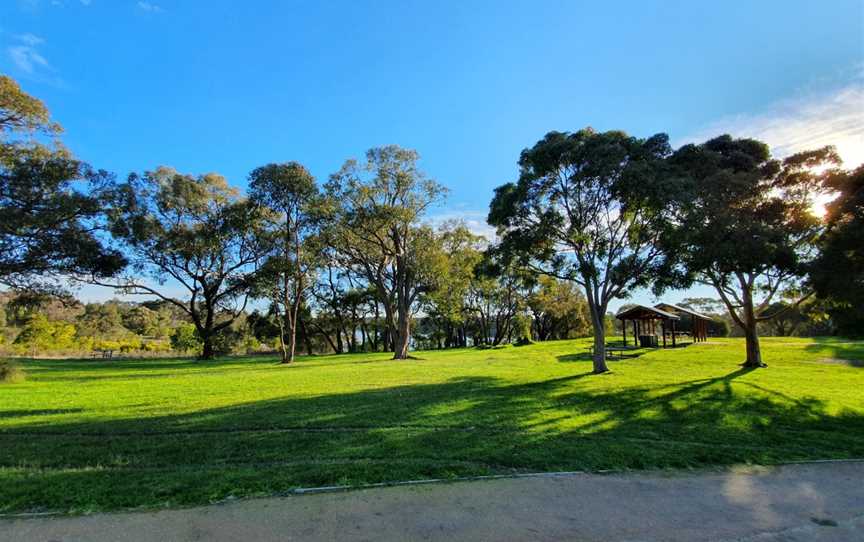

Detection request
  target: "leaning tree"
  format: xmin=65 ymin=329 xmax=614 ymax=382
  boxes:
xmin=1 ymin=75 xmax=124 ymax=292
xmin=488 ymin=128 xmax=680 ymax=373
xmin=668 ymin=135 xmax=839 ymax=367
xmin=326 ymin=145 xmax=446 ymax=359
xmin=96 ymin=167 xmax=271 ymax=360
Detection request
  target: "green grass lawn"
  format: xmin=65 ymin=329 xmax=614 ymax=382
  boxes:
xmin=2 ymin=337 xmax=863 ymax=514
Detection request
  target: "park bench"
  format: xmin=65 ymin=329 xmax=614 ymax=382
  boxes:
xmin=91 ymin=349 xmax=114 ymax=360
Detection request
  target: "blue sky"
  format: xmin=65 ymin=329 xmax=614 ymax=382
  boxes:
xmin=2 ymin=0 xmax=863 ymax=310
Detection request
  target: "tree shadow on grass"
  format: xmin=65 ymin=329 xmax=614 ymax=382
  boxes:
xmin=800 ymin=337 xmax=864 ymax=367
xmin=15 ymin=354 xmax=358 ymax=382
xmin=1 ymin=366 xmax=863 ymax=513
xmin=0 ymin=408 xmax=84 ymax=419
xmin=556 ymin=350 xmax=648 ymax=363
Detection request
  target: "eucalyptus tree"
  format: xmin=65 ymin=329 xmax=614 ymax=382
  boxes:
xmin=97 ymin=167 xmax=271 ymax=360
xmin=0 ymin=75 xmax=124 ymax=292
xmin=810 ymin=165 xmax=863 ymax=335
xmin=465 ymin=257 xmax=530 ymax=347
xmin=668 ymin=135 xmax=839 ymax=367
xmin=0 ymin=75 xmax=60 ymax=143
xmin=421 ymin=221 xmax=485 ymax=348
xmin=528 ymin=276 xmax=591 ymax=341
xmin=326 ymin=145 xmax=447 ymax=359
xmin=249 ymin=162 xmax=326 ymax=363
xmin=488 ymin=128 xmax=679 ymax=373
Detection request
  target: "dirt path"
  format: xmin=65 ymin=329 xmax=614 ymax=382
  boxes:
xmin=3 ymin=462 xmax=863 ymax=541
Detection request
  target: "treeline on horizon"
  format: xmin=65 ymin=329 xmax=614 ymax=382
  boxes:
xmin=1 ymin=74 xmax=861 ymax=373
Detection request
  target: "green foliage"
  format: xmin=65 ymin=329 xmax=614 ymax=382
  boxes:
xmin=13 ymin=314 xmax=76 ymax=353
xmin=680 ymin=297 xmax=725 ymax=315
xmin=0 ymin=147 xmax=126 ymax=291
xmin=209 ymin=325 xmax=261 ymax=356
xmin=811 ymin=165 xmax=864 ymax=336
xmin=529 ymin=276 xmax=590 ymax=340
xmin=326 ymin=145 xmax=448 ymax=359
xmin=467 ymin=256 xmax=531 ymax=346
xmin=667 ymin=136 xmax=841 ymax=364
xmin=488 ymin=128 xmax=679 ymax=371
xmin=1 ymin=76 xmax=125 ymax=292
xmin=420 ymin=221 xmax=486 ymax=347
xmin=714 ymin=319 xmax=730 ymax=337
xmin=0 ymin=337 xmax=861 ymax=513
xmin=248 ymin=161 xmax=326 ymax=362
xmin=76 ymin=302 xmax=127 ymax=338
xmin=0 ymin=75 xmax=61 ymax=139
xmin=170 ymin=323 xmax=202 ymax=354
xmin=0 ymin=359 xmax=24 ymax=383
xmin=106 ymin=167 xmax=273 ymax=359
xmin=512 ymin=313 xmax=533 ymax=345
xmin=121 ymin=305 xmax=159 ymax=336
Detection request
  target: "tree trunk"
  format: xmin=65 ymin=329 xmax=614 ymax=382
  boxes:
xmin=284 ymin=318 xmax=297 ymax=363
xmin=335 ymin=327 xmax=344 ymax=354
xmin=742 ymin=316 xmax=764 ymax=368
xmin=740 ymin=284 xmax=766 ymax=368
xmin=200 ymin=336 xmax=215 ymax=361
xmin=278 ymin=318 xmax=290 ymax=363
xmin=393 ymin=302 xmax=411 ymax=359
xmin=588 ymin=303 xmax=609 ymax=374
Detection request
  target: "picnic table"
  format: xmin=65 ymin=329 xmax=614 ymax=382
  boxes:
xmin=587 ymin=344 xmax=641 ymax=360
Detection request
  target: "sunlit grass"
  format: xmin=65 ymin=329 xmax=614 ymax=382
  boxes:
xmin=1 ymin=336 xmax=862 ymax=514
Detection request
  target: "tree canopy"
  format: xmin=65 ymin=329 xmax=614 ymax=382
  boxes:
xmin=667 ymin=135 xmax=840 ymax=366
xmin=0 ymin=76 xmax=124 ymax=293
xmin=249 ymin=162 xmax=326 ymax=362
xmin=326 ymin=145 xmax=447 ymax=359
xmin=810 ymin=165 xmax=864 ymax=335
xmin=0 ymin=75 xmax=61 ymax=141
xmin=488 ymin=128 xmax=679 ymax=372
xmin=99 ymin=167 xmax=271 ymax=359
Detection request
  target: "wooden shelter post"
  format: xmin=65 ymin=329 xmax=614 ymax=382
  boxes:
xmin=671 ymin=320 xmax=676 ymax=347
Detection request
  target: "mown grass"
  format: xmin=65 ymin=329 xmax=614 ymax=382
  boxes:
xmin=1 ymin=337 xmax=862 ymax=514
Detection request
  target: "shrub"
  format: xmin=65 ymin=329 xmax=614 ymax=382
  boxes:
xmin=0 ymin=359 xmax=24 ymax=383
xmin=713 ymin=319 xmax=730 ymax=338
xmin=13 ymin=314 xmax=77 ymax=354
xmin=210 ymin=327 xmax=258 ymax=356
xmin=513 ymin=313 xmax=534 ymax=346
xmin=143 ymin=340 xmax=171 ymax=353
xmin=170 ymin=323 xmax=202 ymax=353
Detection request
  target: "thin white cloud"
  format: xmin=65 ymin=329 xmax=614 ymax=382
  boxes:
xmin=14 ymin=33 xmax=44 ymax=46
xmin=4 ymin=33 xmax=64 ymax=86
xmin=17 ymin=0 xmax=41 ymax=11
xmin=137 ymin=1 xmax=163 ymax=13
xmin=18 ymin=0 xmax=90 ymax=7
xmin=7 ymin=44 xmax=49 ymax=74
xmin=682 ymin=83 xmax=864 ymax=168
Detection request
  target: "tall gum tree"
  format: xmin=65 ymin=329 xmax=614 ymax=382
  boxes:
xmin=488 ymin=128 xmax=680 ymax=373
xmin=668 ymin=135 xmax=839 ymax=368
xmin=95 ymin=167 xmax=271 ymax=360
xmin=248 ymin=162 xmax=325 ymax=364
xmin=326 ymin=145 xmax=446 ymax=360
